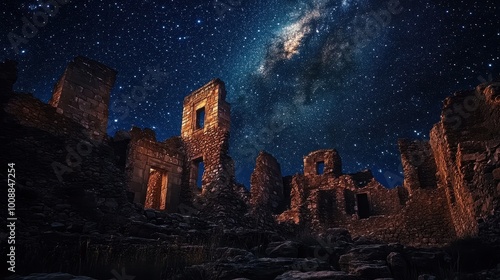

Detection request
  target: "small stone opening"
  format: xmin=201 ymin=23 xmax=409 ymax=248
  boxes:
xmin=356 ymin=193 xmax=370 ymax=219
xmin=196 ymin=107 xmax=205 ymax=129
xmin=193 ymin=157 xmax=205 ymax=189
xmin=344 ymin=189 xmax=356 ymax=215
xmin=316 ymin=161 xmax=325 ymax=175
xmin=144 ymin=168 xmax=168 ymax=210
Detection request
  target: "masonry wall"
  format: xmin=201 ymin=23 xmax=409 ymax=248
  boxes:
xmin=250 ymin=151 xmax=284 ymax=214
xmin=180 ymin=79 xmax=232 ymax=195
xmin=125 ymin=127 xmax=185 ymax=212
xmin=1 ymin=59 xmax=135 ymax=238
xmin=276 ymin=145 xmax=461 ymax=247
xmin=304 ymin=149 xmax=342 ymax=177
xmin=430 ymin=83 xmax=500 ymax=238
xmin=49 ymin=56 xmax=116 ymax=140
xmin=4 ymin=93 xmax=89 ymax=139
xmin=399 ymin=139 xmax=438 ymax=192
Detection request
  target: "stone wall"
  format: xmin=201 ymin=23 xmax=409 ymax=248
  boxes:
xmin=250 ymin=151 xmax=284 ymax=214
xmin=276 ymin=147 xmax=459 ymax=247
xmin=180 ymin=79 xmax=234 ymax=196
xmin=398 ymin=188 xmax=456 ymax=245
xmin=49 ymin=56 xmax=116 ymax=140
xmin=278 ymin=153 xmax=403 ymax=232
xmin=4 ymin=93 xmax=89 ymax=140
xmin=303 ymin=149 xmax=342 ymax=177
xmin=180 ymin=78 xmax=230 ymax=137
xmin=399 ymin=139 xmax=438 ymax=191
xmin=430 ymin=82 xmax=500 ymax=238
xmin=124 ymin=127 xmax=185 ymax=212
xmin=2 ymin=89 xmax=136 ymax=242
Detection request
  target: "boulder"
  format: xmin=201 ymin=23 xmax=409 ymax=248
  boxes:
xmin=178 ymin=257 xmax=330 ymax=280
xmin=386 ymin=252 xmax=407 ymax=279
xmin=339 ymin=244 xmax=390 ymax=272
xmin=266 ymin=241 xmax=300 ymax=258
xmin=351 ymin=262 xmax=392 ymax=278
xmin=275 ymin=270 xmax=361 ymax=280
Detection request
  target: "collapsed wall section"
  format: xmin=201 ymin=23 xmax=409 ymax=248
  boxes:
xmin=125 ymin=127 xmax=185 ymax=212
xmin=250 ymin=151 xmax=284 ymax=214
xmin=303 ymin=149 xmax=342 ymax=177
xmin=276 ymin=144 xmax=460 ymax=247
xmin=430 ymin=83 xmax=500 ymax=238
xmin=398 ymin=139 xmax=438 ymax=192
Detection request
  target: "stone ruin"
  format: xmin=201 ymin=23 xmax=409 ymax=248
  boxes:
xmin=49 ymin=56 xmax=117 ymax=140
xmin=2 ymin=56 xmax=499 ymax=248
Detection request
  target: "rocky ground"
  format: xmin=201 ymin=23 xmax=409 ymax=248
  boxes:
xmin=4 ymin=203 xmax=500 ymax=280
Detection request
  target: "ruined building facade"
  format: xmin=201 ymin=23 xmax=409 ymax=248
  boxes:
xmin=122 ymin=78 xmax=242 ymax=216
xmin=2 ymin=56 xmax=499 ymax=247
xmin=254 ymin=82 xmax=500 ymax=246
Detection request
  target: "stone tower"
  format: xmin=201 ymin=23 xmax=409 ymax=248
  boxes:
xmin=49 ymin=56 xmax=116 ymax=140
xmin=250 ymin=151 xmax=284 ymax=214
xmin=180 ymin=78 xmax=232 ymax=194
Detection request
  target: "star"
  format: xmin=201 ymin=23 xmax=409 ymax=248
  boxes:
xmin=2 ymin=0 xmax=498 ymax=188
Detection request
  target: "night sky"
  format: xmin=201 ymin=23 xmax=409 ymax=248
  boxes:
xmin=1 ymin=0 xmax=499 ymax=188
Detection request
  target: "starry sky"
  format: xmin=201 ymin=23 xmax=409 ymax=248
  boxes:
xmin=1 ymin=0 xmax=499 ymax=188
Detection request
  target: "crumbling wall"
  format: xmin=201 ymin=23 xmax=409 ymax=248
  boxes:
xmin=277 ymin=145 xmax=460 ymax=247
xmin=125 ymin=127 xmax=185 ymax=212
xmin=178 ymin=79 xmax=248 ymax=225
xmin=303 ymin=149 xmax=342 ymax=177
xmin=250 ymin=151 xmax=284 ymax=215
xmin=278 ymin=150 xmax=404 ymax=232
xmin=1 ymin=59 xmax=135 ymax=237
xmin=49 ymin=56 xmax=116 ymax=140
xmin=4 ymin=93 xmax=88 ymax=139
xmin=399 ymin=188 xmax=456 ymax=245
xmin=180 ymin=79 xmax=232 ymax=195
xmin=430 ymin=83 xmax=500 ymax=238
xmin=399 ymin=139 xmax=438 ymax=191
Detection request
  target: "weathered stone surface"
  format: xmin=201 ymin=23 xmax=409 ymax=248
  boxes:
xmin=492 ymin=167 xmax=500 ymax=180
xmin=48 ymin=56 xmax=116 ymax=141
xmin=339 ymin=244 xmax=390 ymax=273
xmin=179 ymin=257 xmax=331 ymax=280
xmin=266 ymin=241 xmax=300 ymax=258
xmin=251 ymin=151 xmax=284 ymax=216
xmin=350 ymin=262 xmax=392 ymax=278
xmin=6 ymin=273 xmax=97 ymax=280
xmin=275 ymin=270 xmax=361 ymax=280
